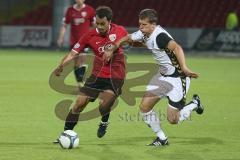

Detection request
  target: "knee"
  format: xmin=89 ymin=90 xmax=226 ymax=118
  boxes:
xmin=72 ymin=103 xmax=85 ymax=113
xmin=72 ymin=97 xmax=88 ymax=113
xmin=99 ymin=100 xmax=115 ymax=114
xmin=167 ymin=116 xmax=178 ymax=124
xmin=72 ymin=106 xmax=81 ymax=113
xmin=167 ymin=107 xmax=180 ymax=124
xmin=139 ymin=103 xmax=152 ymax=113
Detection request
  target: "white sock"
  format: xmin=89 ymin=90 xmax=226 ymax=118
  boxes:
xmin=141 ymin=110 xmax=167 ymax=140
xmin=178 ymin=102 xmax=198 ymax=123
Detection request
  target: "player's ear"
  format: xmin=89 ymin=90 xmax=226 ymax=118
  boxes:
xmin=152 ymin=22 xmax=157 ymax=26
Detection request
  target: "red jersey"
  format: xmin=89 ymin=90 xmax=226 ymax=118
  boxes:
xmin=72 ymin=23 xmax=128 ymax=79
xmin=63 ymin=4 xmax=95 ymax=46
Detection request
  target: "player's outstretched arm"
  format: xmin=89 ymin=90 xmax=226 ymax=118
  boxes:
xmin=54 ymin=50 xmax=78 ymax=76
xmin=167 ymin=40 xmax=199 ymax=78
xmin=57 ymin=25 xmax=67 ymax=47
xmin=120 ymin=35 xmax=145 ymax=47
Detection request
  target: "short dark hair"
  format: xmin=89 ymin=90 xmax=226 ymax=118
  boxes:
xmin=96 ymin=6 xmax=113 ymax=21
xmin=139 ymin=9 xmax=158 ymax=24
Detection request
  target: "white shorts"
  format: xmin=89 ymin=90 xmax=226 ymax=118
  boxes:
xmin=146 ymin=73 xmax=190 ymax=109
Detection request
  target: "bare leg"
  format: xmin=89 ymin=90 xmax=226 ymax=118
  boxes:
xmin=64 ymin=93 xmax=90 ymax=130
xmin=140 ymin=92 xmax=167 ymax=140
xmin=97 ymin=90 xmax=118 ymax=138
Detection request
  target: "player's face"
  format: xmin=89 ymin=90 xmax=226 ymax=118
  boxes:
xmin=75 ymin=0 xmax=85 ymax=5
xmin=96 ymin=16 xmax=110 ymax=35
xmin=139 ymin=18 xmax=155 ymax=36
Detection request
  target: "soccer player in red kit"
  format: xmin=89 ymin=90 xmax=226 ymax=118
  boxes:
xmin=54 ymin=6 xmax=128 ymax=141
xmin=57 ymin=0 xmax=95 ymax=82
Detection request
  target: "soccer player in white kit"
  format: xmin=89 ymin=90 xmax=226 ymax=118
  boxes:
xmin=129 ymin=9 xmax=204 ymax=146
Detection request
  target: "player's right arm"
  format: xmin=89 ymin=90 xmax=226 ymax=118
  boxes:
xmin=57 ymin=8 xmax=71 ymax=47
xmin=54 ymin=50 xmax=79 ymax=76
xmin=54 ymin=33 xmax=89 ymax=76
xmin=127 ymin=30 xmax=146 ymax=47
xmin=57 ymin=24 xmax=67 ymax=47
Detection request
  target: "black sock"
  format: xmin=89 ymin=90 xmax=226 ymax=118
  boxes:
xmin=74 ymin=66 xmax=86 ymax=82
xmin=99 ymin=99 xmax=116 ymax=123
xmin=101 ymin=113 xmax=110 ymax=123
xmin=64 ymin=110 xmax=80 ymax=130
xmin=99 ymin=106 xmax=111 ymax=123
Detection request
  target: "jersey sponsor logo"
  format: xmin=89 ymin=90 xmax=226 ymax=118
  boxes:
xmin=109 ymin=34 xmax=116 ymax=42
xmin=81 ymin=11 xmax=87 ymax=17
xmin=98 ymin=44 xmax=115 ymax=54
xmin=98 ymin=45 xmax=105 ymax=54
xmin=74 ymin=43 xmax=80 ymax=49
xmin=74 ymin=18 xmax=85 ymax=25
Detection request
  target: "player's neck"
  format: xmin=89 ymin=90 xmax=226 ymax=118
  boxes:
xmin=146 ymin=26 xmax=156 ymax=37
xmin=75 ymin=3 xmax=85 ymax=10
xmin=97 ymin=24 xmax=111 ymax=36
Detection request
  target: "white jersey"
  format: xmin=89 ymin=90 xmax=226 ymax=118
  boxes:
xmin=131 ymin=25 xmax=177 ymax=76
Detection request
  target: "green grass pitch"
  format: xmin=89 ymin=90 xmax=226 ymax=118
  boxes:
xmin=0 ymin=49 xmax=240 ymax=160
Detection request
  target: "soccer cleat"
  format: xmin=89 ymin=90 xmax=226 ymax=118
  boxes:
xmin=192 ymin=94 xmax=204 ymax=114
xmin=97 ymin=121 xmax=109 ymax=138
xmin=53 ymin=138 xmax=59 ymax=144
xmin=147 ymin=137 xmax=169 ymax=146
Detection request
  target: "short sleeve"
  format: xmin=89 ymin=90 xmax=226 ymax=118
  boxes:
xmin=130 ymin=30 xmax=144 ymax=41
xmin=156 ymin=33 xmax=173 ymax=49
xmin=115 ymin=26 xmax=128 ymax=42
xmin=89 ymin=8 xmax=96 ymax=24
xmin=62 ymin=8 xmax=71 ymax=24
xmin=71 ymin=33 xmax=89 ymax=53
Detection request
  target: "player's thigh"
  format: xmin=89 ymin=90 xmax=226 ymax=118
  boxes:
xmin=166 ymin=77 xmax=190 ymax=110
xmin=167 ymin=105 xmax=180 ymax=124
xmin=74 ymin=49 xmax=88 ymax=66
xmin=74 ymin=54 xmax=87 ymax=65
xmin=147 ymin=73 xmax=173 ymax=97
xmin=140 ymin=73 xmax=172 ymax=113
xmin=140 ymin=91 xmax=161 ymax=112
xmin=167 ymin=76 xmax=190 ymax=101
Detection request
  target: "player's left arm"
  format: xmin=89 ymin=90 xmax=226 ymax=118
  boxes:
xmin=90 ymin=8 xmax=96 ymax=28
xmin=156 ymin=33 xmax=198 ymax=78
xmin=118 ymin=35 xmax=145 ymax=47
xmin=167 ymin=40 xmax=198 ymax=78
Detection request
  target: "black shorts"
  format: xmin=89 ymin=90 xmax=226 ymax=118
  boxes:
xmin=79 ymin=75 xmax=124 ymax=102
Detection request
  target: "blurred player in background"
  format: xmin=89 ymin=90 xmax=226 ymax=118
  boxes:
xmin=225 ymin=10 xmax=239 ymax=31
xmin=54 ymin=6 xmax=128 ymax=142
xmin=127 ymin=9 xmax=204 ymax=146
xmin=57 ymin=0 xmax=95 ymax=82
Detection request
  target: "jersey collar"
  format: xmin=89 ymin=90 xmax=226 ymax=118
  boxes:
xmin=73 ymin=4 xmax=86 ymax=11
xmin=96 ymin=24 xmax=112 ymax=35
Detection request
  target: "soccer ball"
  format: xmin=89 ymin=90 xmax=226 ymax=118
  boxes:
xmin=58 ymin=130 xmax=79 ymax=149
